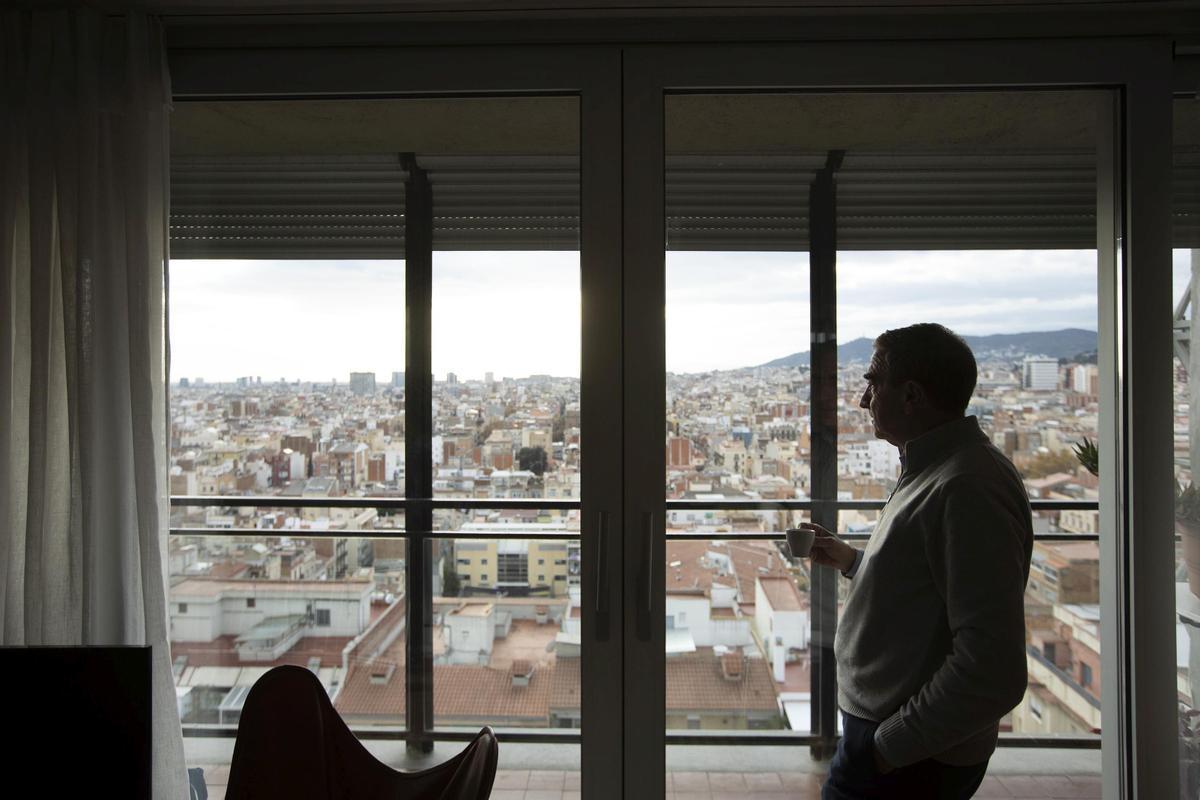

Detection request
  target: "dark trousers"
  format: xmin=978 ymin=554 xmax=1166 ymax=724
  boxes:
xmin=822 ymin=712 xmax=990 ymax=800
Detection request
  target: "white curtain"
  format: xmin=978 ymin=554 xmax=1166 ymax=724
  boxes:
xmin=1 ymin=9 xmax=186 ymax=797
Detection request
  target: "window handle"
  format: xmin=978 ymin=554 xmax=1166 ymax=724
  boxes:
xmin=637 ymin=511 xmax=655 ymax=642
xmin=594 ymin=510 xmax=610 ymax=643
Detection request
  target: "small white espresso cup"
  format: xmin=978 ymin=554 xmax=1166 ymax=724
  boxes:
xmin=785 ymin=527 xmax=815 ymax=559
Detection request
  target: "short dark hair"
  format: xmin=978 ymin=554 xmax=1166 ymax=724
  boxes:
xmin=872 ymin=323 xmax=977 ymax=415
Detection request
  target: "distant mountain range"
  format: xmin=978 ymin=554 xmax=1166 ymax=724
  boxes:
xmin=756 ymin=328 xmax=1098 ymax=369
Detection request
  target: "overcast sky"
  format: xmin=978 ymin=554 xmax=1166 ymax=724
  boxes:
xmin=169 ymin=250 xmax=1193 ymax=382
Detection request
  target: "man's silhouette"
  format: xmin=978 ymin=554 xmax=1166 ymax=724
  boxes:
xmin=805 ymin=323 xmax=1033 ymax=800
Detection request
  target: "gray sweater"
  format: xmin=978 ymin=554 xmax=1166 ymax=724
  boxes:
xmin=835 ymin=415 xmax=1033 ymax=768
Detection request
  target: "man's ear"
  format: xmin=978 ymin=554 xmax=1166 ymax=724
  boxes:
xmin=902 ymin=380 xmax=925 ymax=411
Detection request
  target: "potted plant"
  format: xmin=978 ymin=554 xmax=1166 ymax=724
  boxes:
xmin=1072 ymin=437 xmax=1099 ymax=477
xmin=1073 ymin=441 xmax=1200 ymax=595
xmin=1181 ymin=705 xmax=1200 ymax=797
xmin=1179 ymin=481 xmax=1200 ymax=597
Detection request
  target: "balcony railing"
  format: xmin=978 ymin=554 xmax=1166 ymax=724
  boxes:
xmin=169 ymin=493 xmax=1101 ymax=747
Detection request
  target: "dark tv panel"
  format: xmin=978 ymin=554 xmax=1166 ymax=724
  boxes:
xmin=2 ymin=646 xmax=151 ymax=799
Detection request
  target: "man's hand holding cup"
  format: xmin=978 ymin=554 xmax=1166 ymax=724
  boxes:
xmin=788 ymin=522 xmax=856 ymax=573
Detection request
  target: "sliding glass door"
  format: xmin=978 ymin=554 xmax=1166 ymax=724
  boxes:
xmin=167 ymin=36 xmax=1176 ymax=799
xmin=623 ymin=41 xmax=1174 ymax=800
xmin=167 ymin=47 xmax=624 ymax=798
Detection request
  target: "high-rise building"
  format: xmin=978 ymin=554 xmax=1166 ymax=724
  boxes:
xmin=447 ymin=372 xmax=458 ymax=385
xmin=1071 ymin=364 xmax=1100 ymax=395
xmin=1022 ymin=355 xmax=1059 ymax=391
xmin=349 ymin=371 xmax=376 ymax=395
xmin=391 ymin=371 xmax=404 ymax=388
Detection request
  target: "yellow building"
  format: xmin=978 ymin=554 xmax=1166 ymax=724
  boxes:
xmin=453 ymin=536 xmax=571 ymax=597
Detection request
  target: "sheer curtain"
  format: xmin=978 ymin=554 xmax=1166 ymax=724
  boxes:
xmin=1 ymin=10 xmax=186 ymax=796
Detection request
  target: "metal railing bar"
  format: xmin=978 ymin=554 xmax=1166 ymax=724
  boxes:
xmin=428 ymin=530 xmax=578 ymax=540
xmin=169 ymin=526 xmax=408 ymax=538
xmin=170 ymin=495 xmax=580 ymax=510
xmin=178 ymin=726 xmax=1101 ymax=748
xmin=169 ymin=527 xmax=581 ymax=540
xmin=171 ymin=495 xmax=407 ymax=508
xmin=179 ymin=725 xmax=580 ymax=743
xmin=167 ymin=526 xmax=1099 ymax=543
xmin=170 ymin=495 xmax=1096 ymax=512
xmin=995 ymin=735 xmax=1102 ymax=748
xmin=663 ymin=532 xmax=1101 ymax=542
xmin=664 ymin=499 xmax=1099 ymax=511
xmin=430 ymin=498 xmax=579 ymax=510
xmin=666 ymin=500 xmax=815 ymax=510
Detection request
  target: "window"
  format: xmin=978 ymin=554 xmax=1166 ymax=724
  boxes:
xmin=665 ymin=88 xmax=1107 ymax=746
xmin=497 ymin=552 xmax=529 ymax=585
xmin=178 ymin=603 xmax=187 ymax=614
xmin=162 ymin=52 xmax=1161 ymax=789
xmin=315 ymin=609 xmax=331 ymax=627
xmin=246 ymin=598 xmax=255 ymax=609
xmin=1081 ymin=663 xmax=1093 ymax=688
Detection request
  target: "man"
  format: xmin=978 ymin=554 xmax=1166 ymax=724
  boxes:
xmin=803 ymin=323 xmax=1033 ymax=800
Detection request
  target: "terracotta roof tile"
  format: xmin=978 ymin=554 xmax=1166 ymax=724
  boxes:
xmin=334 ymin=662 xmax=556 ymax=724
xmin=549 ymin=657 xmax=580 ymax=711
xmin=171 ymin=635 xmax=351 ymax=668
xmin=665 ymin=648 xmax=780 ymax=712
xmin=758 ymin=576 xmax=804 ymax=612
xmin=664 ymin=539 xmax=791 ymax=601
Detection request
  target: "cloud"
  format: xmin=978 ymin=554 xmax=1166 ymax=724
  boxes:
xmin=668 ymin=249 xmax=1100 ymax=370
xmin=171 ymin=248 xmax=1138 ymax=381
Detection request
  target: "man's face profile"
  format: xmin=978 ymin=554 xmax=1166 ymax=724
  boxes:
xmin=860 ymin=348 xmax=906 ymax=447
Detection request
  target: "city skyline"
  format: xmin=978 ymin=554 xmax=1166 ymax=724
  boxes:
xmin=168 ymin=249 xmax=1191 ymax=382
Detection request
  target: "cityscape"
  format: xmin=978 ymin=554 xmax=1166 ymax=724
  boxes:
xmin=164 ymin=326 xmax=1177 ymax=742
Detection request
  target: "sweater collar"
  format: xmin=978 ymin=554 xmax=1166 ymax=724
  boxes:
xmin=899 ymin=415 xmax=987 ymax=475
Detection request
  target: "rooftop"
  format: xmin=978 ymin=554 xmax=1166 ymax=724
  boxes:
xmin=235 ymin=614 xmax=306 ymax=642
xmin=448 ymin=602 xmax=495 ymax=617
xmin=171 ymin=576 xmax=372 ymax=599
xmin=757 ymin=576 xmax=805 ymax=612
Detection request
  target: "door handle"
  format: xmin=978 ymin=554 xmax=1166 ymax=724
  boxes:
xmin=594 ymin=510 xmax=610 ymax=643
xmin=637 ymin=511 xmax=655 ymax=641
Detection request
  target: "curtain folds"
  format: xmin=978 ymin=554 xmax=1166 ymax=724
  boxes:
xmin=1 ymin=9 xmax=185 ymax=797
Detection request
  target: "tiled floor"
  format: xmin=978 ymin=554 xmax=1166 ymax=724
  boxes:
xmin=194 ymin=767 xmax=1101 ymax=799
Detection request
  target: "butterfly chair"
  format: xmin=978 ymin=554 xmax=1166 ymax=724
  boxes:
xmin=225 ymin=665 xmax=498 ymax=800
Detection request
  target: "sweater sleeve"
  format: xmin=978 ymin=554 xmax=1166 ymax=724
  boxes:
xmin=872 ymin=474 xmax=1031 ymax=767
xmin=843 ymin=548 xmax=865 ymax=579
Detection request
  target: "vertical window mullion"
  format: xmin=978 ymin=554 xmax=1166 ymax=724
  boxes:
xmin=808 ymin=152 xmax=843 ymax=756
xmin=403 ymin=154 xmax=435 ymax=753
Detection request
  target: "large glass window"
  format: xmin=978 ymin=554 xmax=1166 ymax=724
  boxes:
xmin=168 ymin=96 xmax=582 ymax=763
xmin=662 ymin=91 xmax=1106 ymax=780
